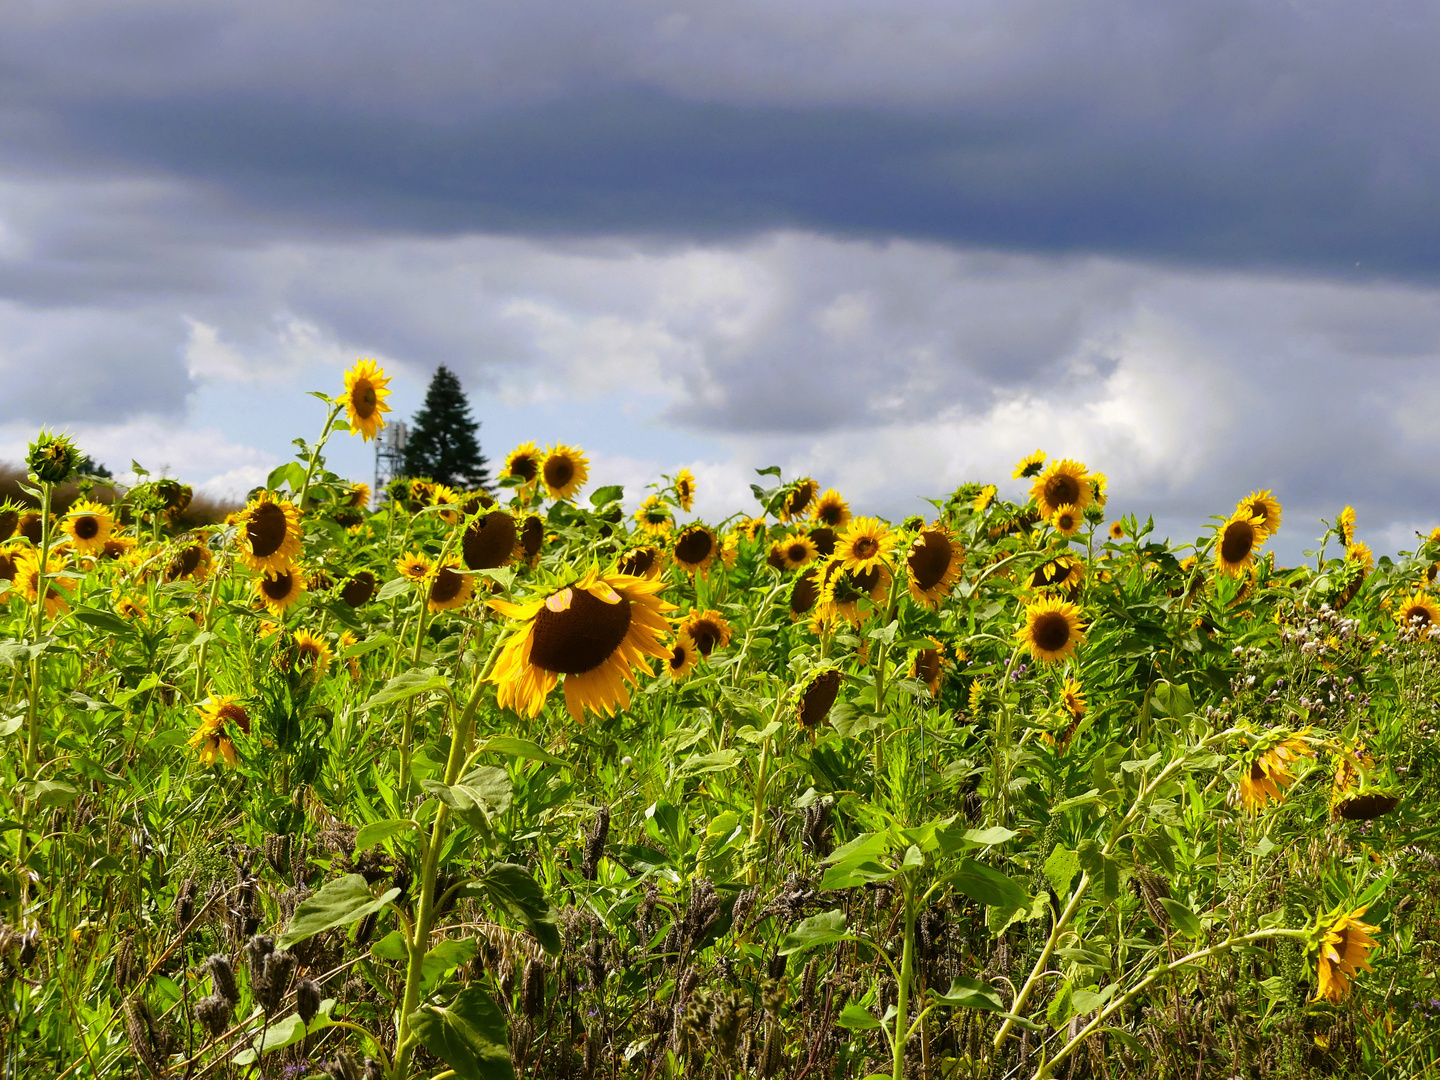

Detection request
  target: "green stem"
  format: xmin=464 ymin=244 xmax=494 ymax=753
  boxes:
xmin=191 ymin=556 xmax=226 ymax=700
xmin=25 ymin=481 xmax=54 ymax=773
xmin=297 ymin=402 xmax=344 ymax=510
xmin=891 ymin=871 xmax=917 ymax=1080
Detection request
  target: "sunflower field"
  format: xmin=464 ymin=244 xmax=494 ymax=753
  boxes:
xmin=3 ymin=362 xmax=1440 ymax=1080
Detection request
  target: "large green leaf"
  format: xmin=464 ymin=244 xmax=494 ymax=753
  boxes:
xmin=361 ymin=668 xmax=449 ymax=710
xmin=355 ymin=818 xmax=420 ymax=853
xmin=778 ymin=910 xmax=853 ymax=955
xmin=479 ymin=863 xmax=561 ymax=954
xmin=932 ymin=976 xmax=1006 ymax=1012
xmin=474 ymin=735 xmax=571 ymax=768
xmin=407 ymin=986 xmax=516 ymax=1080
xmin=949 ymin=859 xmax=1028 ymax=912
xmin=277 ymin=874 xmax=400 ymax=949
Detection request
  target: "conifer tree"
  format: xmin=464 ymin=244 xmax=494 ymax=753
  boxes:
xmin=402 ymin=366 xmax=490 ymax=489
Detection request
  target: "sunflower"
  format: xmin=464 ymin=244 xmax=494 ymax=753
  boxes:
xmin=816 ymin=557 xmax=890 ymax=626
xmin=910 ymin=639 xmax=945 ymax=695
xmin=340 ymin=570 xmax=377 ymax=607
xmin=1060 ymin=678 xmax=1087 ymax=719
xmin=1016 ymin=595 xmax=1085 ymax=663
xmin=672 ymin=524 xmax=719 ymax=575
xmin=102 ymin=536 xmax=136 ymax=560
xmin=1088 ymin=472 xmax=1109 ymax=509
xmin=679 ymin=609 xmax=732 ymax=657
xmin=1030 ymin=459 xmax=1092 ymax=519
xmin=1238 ymin=733 xmax=1312 ymax=811
xmin=234 ymin=491 xmax=303 ymax=574
xmin=1337 ymin=505 xmax=1357 ymax=545
xmin=1109 ymin=521 xmax=1125 ymax=541
xmin=967 ymin=680 xmax=986 ymax=717
xmin=502 ymin=442 xmax=543 ymax=488
xmin=431 ymin=484 xmax=461 ymax=525
xmin=290 ymin=629 xmax=333 ymax=675
xmin=778 ymin=532 xmax=818 ymax=571
xmin=795 ymin=668 xmax=843 ymax=731
xmin=835 ymin=517 xmax=894 ymax=574
xmin=190 ymin=696 xmax=250 ymax=768
xmin=973 ymin=485 xmax=997 ymax=512
xmin=1396 ymin=591 xmax=1440 ymax=629
xmin=405 ymin=478 xmax=436 ymax=513
xmin=674 ymin=468 xmax=697 ymax=512
xmin=13 ymin=551 xmax=73 ymax=617
xmin=339 ymin=629 xmax=363 ymax=680
xmin=254 ymin=566 xmax=307 ymax=615
xmin=541 ymin=444 xmax=589 ymax=501
xmin=906 ymin=524 xmax=963 ymax=609
xmin=664 ymin=632 xmax=701 ymax=682
xmin=1314 ymin=908 xmax=1379 ymax=1005
xmin=718 ymin=532 xmax=739 ymax=569
xmin=346 ymin=482 xmax=371 ymax=509
xmin=765 ymin=542 xmax=788 ymax=572
xmin=1346 ymin=541 xmax=1374 ymax=574
xmin=616 ymin=545 xmax=665 ymax=579
xmin=1215 ymin=510 xmax=1268 ymax=577
xmin=1236 ymin=489 xmax=1282 ymax=533
xmin=737 ymin=516 xmax=769 ymax=543
xmin=1050 ymin=504 xmax=1082 ymax=538
xmin=1012 ymin=449 xmax=1047 ymax=480
xmin=0 ymin=546 xmax=19 ymax=583
xmin=489 ymin=569 xmax=675 ymax=721
xmin=428 ymin=558 xmax=475 ymax=613
xmin=63 ymin=499 xmax=113 ymax=555
xmin=1330 ymin=744 xmax=1400 ymax=821
xmin=788 ymin=566 xmax=822 ymax=620
xmin=0 ymin=503 xmax=18 ymax=542
xmin=18 ymin=512 xmax=44 ymax=546
xmin=340 ymin=358 xmax=392 ymax=441
xmin=517 ymin=515 xmax=545 ymax=567
xmin=164 ymin=541 xmax=214 ymax=583
xmin=463 ymin=510 xmax=517 ymax=571
xmin=1028 ymin=553 xmax=1085 ymax=598
xmin=115 ymin=594 xmax=148 ymax=620
xmin=808 ymin=526 xmax=838 ymax=558
xmin=396 ymin=551 xmax=433 ymax=582
xmin=780 ymin=478 xmax=819 ymax=523
xmin=635 ymin=496 xmax=675 ymax=536
xmin=810 ymin=489 xmax=851 ymax=529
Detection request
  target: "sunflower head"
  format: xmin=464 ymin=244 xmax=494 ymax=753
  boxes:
xmin=1330 ymin=744 xmax=1401 ymax=821
xmin=816 ymin=556 xmax=889 ymax=626
xmin=1016 ymin=595 xmax=1086 ymax=663
xmin=679 ymin=609 xmax=732 ymax=657
xmin=1396 ymin=591 xmax=1440 ymax=632
xmin=906 ymin=525 xmax=962 ymax=609
xmin=673 ymin=468 xmax=697 ymax=513
xmin=1237 ymin=731 xmax=1314 ymax=811
xmin=736 ymin=516 xmax=769 ymax=544
xmin=910 ymin=639 xmax=945 ymax=694
xmin=503 ymin=442 xmax=543 ymax=488
xmin=1337 ymin=505 xmax=1357 ymax=546
xmin=64 ymin=499 xmax=114 ymax=554
xmin=1312 ymin=907 xmax=1379 ymax=1004
xmin=788 ymin=566 xmax=822 ymax=620
xmin=396 ymin=551 xmax=433 ymax=582
xmin=1216 ymin=510 xmax=1268 ymax=577
xmin=635 ymin=495 xmax=675 ymax=536
xmin=1030 ymin=459 xmax=1092 ymax=519
xmin=616 ymin=545 xmax=665 ymax=579
xmin=345 ymin=482 xmax=372 ymax=509
xmin=1346 ymin=541 xmax=1374 ymax=574
xmin=27 ymin=430 xmax=80 ymax=485
xmin=0 ymin=502 xmax=19 ymax=542
xmin=672 ymin=524 xmax=719 ymax=574
xmin=811 ymin=489 xmax=851 ymax=529
xmin=1109 ymin=521 xmax=1125 ymax=541
xmin=1236 ymin=489 xmax=1282 ymax=534
xmin=665 ymin=632 xmax=701 ymax=682
xmin=234 ymin=491 xmax=303 ymax=574
xmin=289 ymin=629 xmax=334 ymax=676
xmin=463 ymin=510 xmax=518 ymax=571
xmin=430 ymin=484 xmax=461 ymax=525
xmin=1060 ymin=678 xmax=1086 ymax=719
xmin=254 ymin=565 xmax=307 ymax=615
xmin=780 ymin=478 xmax=819 ymax=523
xmin=428 ymin=558 xmax=475 ymax=613
xmin=1012 ymin=449 xmax=1047 ymax=480
xmin=115 ymin=594 xmax=148 ymax=620
xmin=835 ymin=517 xmax=894 ymax=573
xmin=541 ymin=444 xmax=589 ymax=501
xmin=341 ymin=570 xmax=377 ymax=607
xmin=13 ymin=551 xmax=73 ymax=617
xmin=190 ymin=695 xmax=250 ymax=768
xmin=778 ymin=532 xmax=819 ymax=571
xmin=340 ymin=359 xmax=392 ymax=441
xmin=1050 ymin=504 xmax=1083 ymax=538
xmin=517 ymin=515 xmax=545 ymax=567
xmin=165 ymin=541 xmax=214 ymax=584
xmin=795 ymin=668 xmax=843 ymax=731
xmin=1028 ymin=553 xmax=1085 ymax=598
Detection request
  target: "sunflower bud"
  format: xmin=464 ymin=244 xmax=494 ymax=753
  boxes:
xmin=26 ymin=431 xmax=80 ymax=485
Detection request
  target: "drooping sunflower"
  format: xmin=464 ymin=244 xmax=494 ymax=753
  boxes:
xmin=489 ymin=569 xmax=674 ymax=721
xmin=1314 ymin=908 xmax=1379 ymax=1005
xmin=973 ymin=484 xmax=997 ymax=512
xmin=190 ymin=696 xmax=250 ymax=768
xmin=780 ymin=478 xmax=819 ymax=523
xmin=737 ymin=516 xmax=769 ymax=543
xmin=1238 ymin=733 xmax=1313 ymax=811
xmin=13 ymin=552 xmax=73 ymax=617
xmin=516 ymin=515 xmax=545 ymax=567
xmin=1050 ymin=504 xmax=1083 ymax=538
xmin=463 ymin=510 xmax=517 ymax=571
xmin=635 ymin=496 xmax=675 ymax=536
xmin=664 ymin=632 xmax=701 ymax=682
xmin=345 ymin=482 xmax=371 ymax=509
xmin=63 ymin=499 xmax=113 ymax=555
xmin=1337 ymin=505 xmax=1357 ymax=546
xmin=788 ymin=566 xmax=822 ymax=620
xmin=1028 ymin=553 xmax=1085 ymax=598
xmin=674 ymin=468 xmax=697 ymax=513
xmin=541 ymin=444 xmax=589 ymax=501
xmin=254 ymin=566 xmax=307 ymax=616
xmin=164 ymin=541 xmax=214 ymax=583
xmin=910 ymin=639 xmax=945 ymax=695
xmin=616 ymin=545 xmax=665 ymax=579
xmin=115 ymin=594 xmax=148 ymax=620
xmin=503 ymin=442 xmax=543 ymax=489
xmin=428 ymin=558 xmax=475 ymax=613
xmin=795 ymin=668 xmax=843 ymax=731
xmin=1215 ymin=509 xmax=1268 ymax=577
xmin=1330 ymin=744 xmax=1401 ymax=821
xmin=340 ymin=570 xmax=377 ymax=607
xmin=1109 ymin=521 xmax=1125 ymax=541
xmin=1012 ymin=449 xmax=1047 ymax=480
xmin=340 ymin=358 xmax=392 ymax=441
xmin=1396 ymin=591 xmax=1440 ymax=629
xmin=778 ymin=532 xmax=818 ymax=571
xmin=672 ymin=524 xmax=719 ymax=575
xmin=1030 ymin=459 xmax=1092 ymax=519
xmin=679 ymin=609 xmax=732 ymax=657
xmin=1016 ymin=595 xmax=1086 ymax=663
xmin=810 ymin=489 xmax=851 ymax=529
xmin=906 ymin=524 xmax=963 ymax=609
xmin=835 ymin=517 xmax=894 ymax=574
xmin=1236 ymin=489 xmax=1282 ymax=534
xmin=290 ymin=629 xmax=333 ymax=676
xmin=234 ymin=491 xmax=303 ymax=574
xmin=816 ymin=557 xmax=890 ymax=626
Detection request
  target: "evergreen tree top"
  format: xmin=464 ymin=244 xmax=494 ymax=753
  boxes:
xmin=401 ymin=365 xmax=490 ymax=490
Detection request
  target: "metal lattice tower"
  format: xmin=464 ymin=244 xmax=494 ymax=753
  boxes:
xmin=374 ymin=419 xmax=408 ymax=497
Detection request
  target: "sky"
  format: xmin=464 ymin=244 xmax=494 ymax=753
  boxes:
xmin=3 ymin=0 xmax=1440 ymax=559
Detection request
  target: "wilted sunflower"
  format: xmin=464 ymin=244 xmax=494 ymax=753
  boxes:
xmin=795 ymin=667 xmax=843 ymax=731
xmin=1028 ymin=553 xmax=1085 ymax=598
xmin=664 ymin=632 xmax=700 ymax=682
xmin=635 ymin=496 xmax=675 ymax=536
xmin=811 ymin=489 xmax=851 ymax=529
xmin=1030 ymin=459 xmax=1092 ymax=519
xmin=1330 ymin=744 xmax=1400 ymax=821
xmin=835 ymin=517 xmax=894 ymax=574
xmin=780 ymin=478 xmax=819 ymax=523
xmin=1016 ymin=595 xmax=1085 ymax=663
xmin=115 ymin=594 xmax=148 ymax=620
xmin=1396 ymin=591 xmax=1440 ymax=629
xmin=1314 ymin=908 xmax=1379 ymax=1005
xmin=910 ymin=639 xmax=945 ymax=695
xmin=1238 ymin=733 xmax=1312 ymax=811
xmin=541 ymin=444 xmax=589 ymax=501
xmin=164 ymin=541 xmax=213 ymax=583
xmin=674 ymin=468 xmax=697 ymax=512
xmin=1109 ymin=521 xmax=1125 ymax=541
xmin=516 ymin=515 xmax=545 ymax=567
xmin=973 ymin=485 xmax=997 ymax=512
xmin=428 ymin=558 xmax=474 ymax=613
xmin=778 ymin=532 xmax=818 ymax=570
xmin=672 ymin=524 xmax=719 ymax=575
xmin=1236 ymin=489 xmax=1282 ymax=533
xmin=1215 ymin=509 xmax=1268 ymax=577
xmin=788 ymin=566 xmax=822 ymax=620
xmin=340 ymin=358 xmax=392 ymax=441
xmin=1012 ymin=449 xmax=1047 ymax=479
xmin=488 ymin=569 xmax=674 ymax=722
xmin=63 ymin=499 xmax=113 ymax=555
xmin=340 ymin=570 xmax=377 ymax=607
xmin=816 ymin=557 xmax=889 ymax=625
xmin=906 ymin=524 xmax=963 ymax=609
xmin=463 ymin=510 xmax=517 ymax=571
xmin=254 ymin=566 xmax=306 ymax=616
xmin=616 ymin=545 xmax=665 ymax=579
xmin=234 ymin=491 xmax=303 ymax=574
xmin=1050 ymin=504 xmax=1082 ymax=538
xmin=13 ymin=551 xmax=73 ymax=617
xmin=679 ymin=609 xmax=732 ymax=657
xmin=190 ymin=696 xmax=250 ymax=768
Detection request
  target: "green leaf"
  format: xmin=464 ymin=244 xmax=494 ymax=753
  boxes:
xmin=473 ymin=735 xmax=571 ymax=768
xmin=836 ymin=1003 xmax=881 ymax=1031
xmin=820 ymin=859 xmax=897 ymax=891
xmin=1076 ymin=840 xmax=1120 ymax=904
xmin=675 ymin=749 xmax=740 ymax=777
xmin=361 ymin=668 xmax=449 ymax=710
xmin=407 ymin=985 xmax=516 ymax=1080
xmin=371 ymin=929 xmax=408 ymax=961
xmin=233 ymin=1013 xmax=306 ymax=1063
xmin=69 ymin=607 xmax=139 ymax=638
xmin=355 ymin=818 xmax=420 ymax=853
xmin=778 ymin=910 xmax=853 ymax=955
xmin=1159 ymin=897 xmax=1202 ymax=938
xmin=1043 ymin=845 xmax=1080 ymax=897
xmin=19 ymin=780 xmax=79 ymax=808
xmin=277 ymin=873 xmax=400 ymax=949
xmin=931 ymin=976 xmax=1005 ymax=1012
xmin=963 ymin=826 xmax=1018 ymax=847
xmin=589 ymin=485 xmax=624 ymax=506
xmin=1047 ymin=979 xmax=1076 ymax=1030
xmin=480 ymin=863 xmax=561 ymax=955
xmin=1151 ymin=681 xmax=1195 ymax=719
xmin=422 ymin=937 xmax=480 ymax=993
xmin=950 ymin=858 xmax=1028 ymax=911
xmin=823 ymin=830 xmax=888 ymax=865
xmin=376 ymin=575 xmax=412 ymax=601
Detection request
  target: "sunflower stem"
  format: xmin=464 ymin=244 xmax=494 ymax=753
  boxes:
xmin=191 ymin=547 xmax=225 ymax=701
xmin=25 ymin=479 xmax=55 ymax=773
xmin=297 ymin=401 xmax=343 ymax=511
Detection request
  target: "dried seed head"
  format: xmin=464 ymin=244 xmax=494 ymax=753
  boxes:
xmin=362 ymin=1059 xmax=384 ymax=1080
xmin=762 ymin=976 xmax=785 ymax=1018
xmin=244 ymin=934 xmax=275 ymax=981
xmin=175 ymin=877 xmax=199 ymax=931
xmin=263 ymin=834 xmax=290 ymax=878
xmin=323 ymin=1050 xmax=362 ymax=1080
xmin=124 ymin=997 xmax=172 ymax=1077
xmin=114 ymin=934 xmax=140 ymax=990
xmin=255 ymin=949 xmax=296 ymax=1014
xmin=196 ymin=993 xmax=232 ymax=1041
xmin=521 ymin=958 xmax=546 ymax=1018
xmin=582 ymin=805 xmax=611 ymax=881
xmin=205 ymin=954 xmax=239 ymax=1006
xmin=296 ymin=977 xmax=321 ymax=1024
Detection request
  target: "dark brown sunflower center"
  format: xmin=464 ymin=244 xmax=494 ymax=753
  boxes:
xmin=914 ymin=649 xmax=941 ymax=683
xmin=809 ymin=527 xmax=837 ymax=556
xmin=668 ymin=643 xmax=690 ymax=670
xmin=510 ymin=456 xmax=539 ymax=482
xmin=352 ymin=381 xmax=377 ymax=419
xmin=0 ymin=554 xmax=16 ymax=581
xmin=73 ymin=516 xmax=100 ymax=540
xmin=907 ymin=531 xmax=952 ymax=591
xmin=464 ymin=512 xmax=517 ymax=571
xmin=530 ymin=588 xmax=633 ymax=675
xmin=248 ymin=503 xmax=289 ymax=558
xmin=521 ymin=517 xmax=544 ymax=559
xmin=430 ymin=566 xmax=465 ymax=604
xmin=261 ymin=571 xmax=296 ymax=601
xmin=296 ymin=641 xmax=323 ymax=662
xmin=852 ymin=537 xmax=879 ymax=560
xmin=1032 ymin=611 xmax=1073 ymax=653
xmin=687 ymin=619 xmax=724 ymax=656
xmin=618 ymin=548 xmax=656 ymax=576
xmin=216 ymin=702 xmax=251 ymax=734
xmin=341 ymin=571 xmax=376 ymax=607
xmin=169 ymin=546 xmax=203 ymax=579
xmin=1220 ymin=521 xmax=1255 ymax=564
xmin=1043 ymin=475 xmax=1081 ymax=508
xmin=544 ymin=456 xmax=575 ymax=490
xmin=788 ymin=487 xmax=814 ymax=516
xmin=791 ymin=569 xmax=820 ymax=614
xmin=767 ymin=545 xmax=788 ymax=571
xmin=1250 ymin=759 xmax=1267 ymax=782
xmin=675 ymin=529 xmax=714 ymax=565
xmin=818 ymin=503 xmax=844 ymax=526
xmin=20 ymin=515 xmax=42 ymax=545
xmin=1407 ymin=605 xmax=1433 ymax=626
xmin=0 ymin=510 xmax=17 ymax=541
xmin=786 ymin=543 xmax=809 ymax=562
xmin=798 ymin=670 xmax=842 ymax=729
